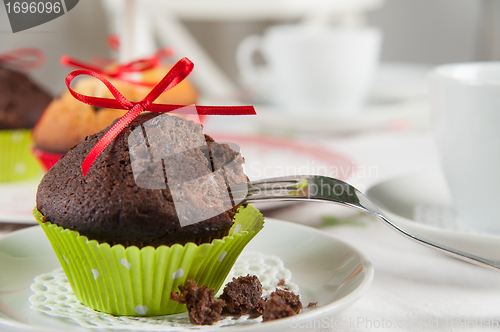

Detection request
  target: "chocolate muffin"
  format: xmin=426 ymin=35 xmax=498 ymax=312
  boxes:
xmin=0 ymin=66 xmax=51 ymax=129
xmin=36 ymin=112 xmax=248 ymax=247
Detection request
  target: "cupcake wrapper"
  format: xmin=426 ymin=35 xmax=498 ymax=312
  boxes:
xmin=34 ymin=205 xmax=264 ymax=316
xmin=0 ymin=130 xmax=42 ymax=182
xmin=30 ymin=146 xmax=64 ymax=172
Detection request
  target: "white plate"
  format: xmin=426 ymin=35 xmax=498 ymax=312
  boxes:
xmin=0 ymin=218 xmax=373 ymax=332
xmin=0 ymin=177 xmax=41 ymax=224
xmin=366 ymin=170 xmax=500 ymax=261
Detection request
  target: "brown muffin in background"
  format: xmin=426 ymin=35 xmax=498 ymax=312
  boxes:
xmin=0 ymin=66 xmax=51 ymax=129
xmin=31 ymin=84 xmax=128 ymax=153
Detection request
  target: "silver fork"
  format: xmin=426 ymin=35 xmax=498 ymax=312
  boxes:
xmin=230 ymin=175 xmax=500 ymax=271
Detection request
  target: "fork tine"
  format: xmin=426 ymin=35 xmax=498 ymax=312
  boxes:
xmin=226 ymin=178 xmax=309 ymax=205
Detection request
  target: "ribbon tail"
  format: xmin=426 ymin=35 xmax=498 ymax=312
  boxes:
xmin=61 ymin=55 xmax=105 ymax=74
xmin=81 ymin=105 xmax=144 ymax=177
xmin=0 ymin=48 xmax=45 ymax=70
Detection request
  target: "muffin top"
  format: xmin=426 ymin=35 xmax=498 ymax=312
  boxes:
xmin=36 ymin=112 xmax=248 ymax=247
xmin=0 ymin=66 xmax=52 ymax=129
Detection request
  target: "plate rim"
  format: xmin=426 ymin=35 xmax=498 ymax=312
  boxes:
xmin=0 ymin=218 xmax=374 ymax=332
xmin=0 ymin=176 xmax=41 ymax=225
xmin=366 ymin=169 xmax=500 ymax=241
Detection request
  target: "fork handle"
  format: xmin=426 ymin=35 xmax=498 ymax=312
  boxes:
xmin=237 ymin=175 xmax=500 ymax=271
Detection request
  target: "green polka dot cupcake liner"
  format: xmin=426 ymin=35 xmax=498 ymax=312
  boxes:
xmin=33 ymin=204 xmax=264 ymax=316
xmin=0 ymin=129 xmax=42 ymax=182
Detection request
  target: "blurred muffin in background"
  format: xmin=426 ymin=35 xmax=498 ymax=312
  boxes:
xmin=0 ymin=65 xmax=52 ymax=182
xmin=31 ymin=63 xmax=199 ymax=171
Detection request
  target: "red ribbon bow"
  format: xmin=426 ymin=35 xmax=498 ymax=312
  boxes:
xmin=61 ymin=48 xmax=174 ymax=87
xmin=0 ymin=48 xmax=45 ymax=70
xmin=65 ymin=57 xmax=256 ymax=177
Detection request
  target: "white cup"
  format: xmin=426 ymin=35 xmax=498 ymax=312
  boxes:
xmin=237 ymin=24 xmax=381 ymax=114
xmin=430 ymin=62 xmax=500 ymax=233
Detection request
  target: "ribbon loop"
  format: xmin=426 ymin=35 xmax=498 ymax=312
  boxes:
xmin=65 ymin=57 xmax=256 ymax=177
xmin=0 ymin=48 xmax=45 ymax=70
xmin=61 ymin=48 xmax=174 ymax=87
xmin=66 ymin=69 xmax=134 ymax=110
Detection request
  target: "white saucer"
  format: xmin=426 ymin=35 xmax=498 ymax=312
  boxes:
xmin=250 ymin=63 xmax=432 ymax=135
xmin=253 ymin=97 xmax=430 ymax=135
xmin=366 ymin=170 xmax=500 ymax=261
xmin=0 ymin=218 xmax=373 ymax=332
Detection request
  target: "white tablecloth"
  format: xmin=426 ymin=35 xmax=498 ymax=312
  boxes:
xmin=262 ymin=129 xmax=500 ymax=332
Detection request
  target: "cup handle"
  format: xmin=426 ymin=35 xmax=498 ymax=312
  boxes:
xmin=236 ymin=34 xmax=270 ymax=96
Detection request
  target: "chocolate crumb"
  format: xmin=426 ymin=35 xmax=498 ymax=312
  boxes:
xmin=262 ymin=292 xmax=296 ymax=321
xmin=272 ymin=289 xmax=302 ymax=314
xmin=307 ymin=302 xmax=318 ymax=308
xmin=219 ymin=275 xmax=265 ymax=315
xmin=277 ymin=279 xmax=290 ymax=290
xmin=170 ymin=279 xmax=224 ymax=325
